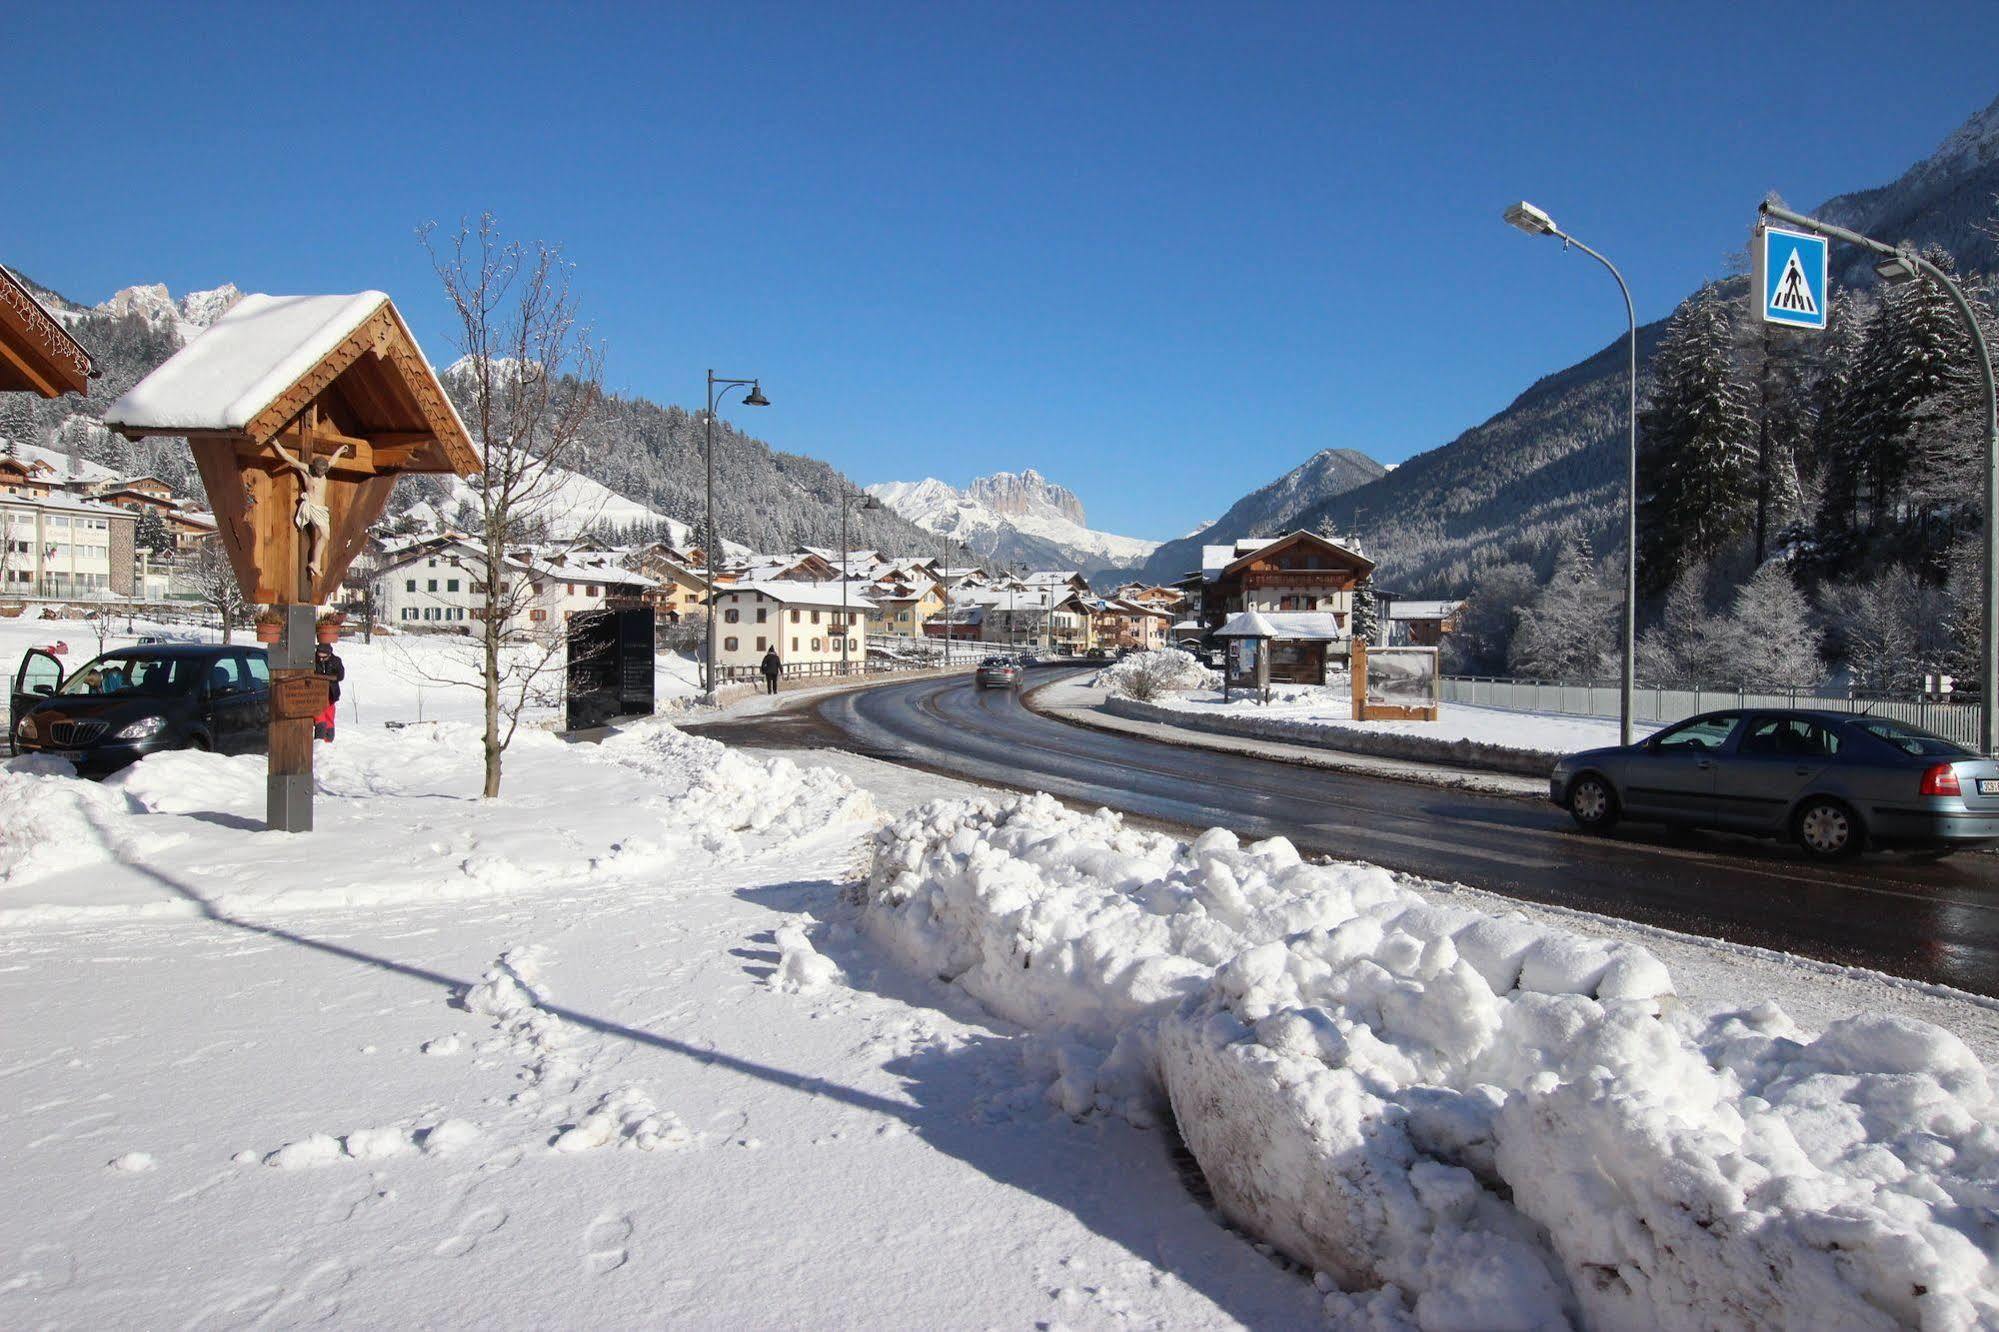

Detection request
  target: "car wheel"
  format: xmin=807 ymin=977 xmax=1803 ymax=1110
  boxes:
xmin=1794 ymin=798 xmax=1861 ymax=859
xmin=1567 ymin=774 xmax=1618 ymax=833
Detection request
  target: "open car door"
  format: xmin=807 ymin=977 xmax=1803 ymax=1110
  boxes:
xmin=10 ymin=648 xmax=64 ymax=747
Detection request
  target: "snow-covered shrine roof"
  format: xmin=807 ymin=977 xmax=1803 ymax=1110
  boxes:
xmin=104 ymin=292 xmax=477 ymax=475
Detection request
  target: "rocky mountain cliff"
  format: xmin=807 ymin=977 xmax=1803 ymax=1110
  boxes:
xmin=868 ymin=469 xmax=1157 ymax=578
xmin=967 ymin=469 xmax=1086 ymax=525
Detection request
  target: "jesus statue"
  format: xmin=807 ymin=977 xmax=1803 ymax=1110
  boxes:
xmin=269 ymin=440 xmax=350 ymax=580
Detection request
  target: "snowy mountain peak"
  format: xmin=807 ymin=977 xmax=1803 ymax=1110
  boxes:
xmin=968 ymin=469 xmax=1086 ymax=526
xmin=95 ymin=282 xmax=243 ymax=343
xmin=867 ymin=470 xmax=1158 ymax=577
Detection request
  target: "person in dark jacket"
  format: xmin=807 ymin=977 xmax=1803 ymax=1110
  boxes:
xmin=759 ymin=647 xmax=782 ymax=695
xmin=313 ymin=640 xmax=346 ymax=741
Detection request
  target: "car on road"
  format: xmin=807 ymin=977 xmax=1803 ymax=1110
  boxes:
xmin=1550 ymin=708 xmax=1999 ymax=858
xmin=10 ymin=643 xmax=272 ymax=776
xmin=1085 ymin=647 xmax=1111 ymax=661
xmin=975 ymin=655 xmax=1024 ymax=690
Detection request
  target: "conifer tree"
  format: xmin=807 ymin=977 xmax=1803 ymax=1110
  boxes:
xmin=1509 ymin=536 xmax=1618 ymax=680
xmin=1638 ymin=284 xmax=1758 ymax=593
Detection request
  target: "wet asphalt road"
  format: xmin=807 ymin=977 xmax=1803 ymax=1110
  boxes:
xmin=686 ymin=670 xmax=1999 ymax=997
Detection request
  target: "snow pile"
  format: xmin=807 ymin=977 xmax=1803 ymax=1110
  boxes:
xmin=593 ymin=720 xmax=875 ymax=854
xmin=772 ymin=922 xmax=842 ymax=994
xmin=0 ymin=754 xmax=183 ymax=886
xmin=107 ymin=748 xmax=268 ymax=814
xmin=1089 ymin=648 xmax=1220 ymax=701
xmin=861 ymin=793 xmax=1999 ymax=1328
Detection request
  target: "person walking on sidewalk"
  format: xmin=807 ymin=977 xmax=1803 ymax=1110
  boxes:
xmin=759 ymin=647 xmax=783 ymax=696
xmin=313 ymin=640 xmax=346 ymax=742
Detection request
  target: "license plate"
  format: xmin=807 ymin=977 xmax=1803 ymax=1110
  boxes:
xmin=1979 ymin=779 xmax=1999 ymax=796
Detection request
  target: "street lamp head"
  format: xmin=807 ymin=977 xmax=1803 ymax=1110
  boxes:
xmin=1874 ymin=251 xmax=1920 ymax=286
xmin=1504 ymin=201 xmax=1559 ymax=237
xmin=741 ymin=381 xmax=770 ymax=407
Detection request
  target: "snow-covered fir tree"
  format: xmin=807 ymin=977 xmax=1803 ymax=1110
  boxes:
xmin=1351 ymin=583 xmax=1379 ymax=645
xmin=1508 ymin=535 xmax=1618 ymax=680
xmin=1716 ymin=563 xmax=1823 ymax=687
xmin=1637 ymin=283 xmax=1758 ymax=593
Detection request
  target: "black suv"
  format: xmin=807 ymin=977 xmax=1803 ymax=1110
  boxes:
xmin=10 ymin=643 xmax=271 ymax=776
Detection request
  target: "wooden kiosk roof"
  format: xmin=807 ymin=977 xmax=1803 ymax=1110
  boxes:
xmin=0 ymin=264 xmax=95 ymax=398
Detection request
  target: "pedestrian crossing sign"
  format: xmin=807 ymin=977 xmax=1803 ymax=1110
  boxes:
xmin=1757 ymin=225 xmax=1828 ymax=330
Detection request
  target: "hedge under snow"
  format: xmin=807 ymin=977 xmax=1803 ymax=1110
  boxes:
xmin=860 ymin=792 xmax=1999 ymax=1330
xmin=1089 ymin=647 xmax=1220 ymax=700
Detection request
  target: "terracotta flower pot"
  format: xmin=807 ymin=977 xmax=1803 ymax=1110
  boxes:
xmin=255 ymin=619 xmax=283 ymax=644
xmin=316 ymin=624 xmax=340 ymax=645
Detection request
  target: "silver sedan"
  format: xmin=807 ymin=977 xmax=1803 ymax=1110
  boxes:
xmin=1550 ymin=709 xmax=1999 ymax=859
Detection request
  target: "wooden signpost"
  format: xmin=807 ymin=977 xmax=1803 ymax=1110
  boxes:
xmin=105 ymin=292 xmax=479 ymax=831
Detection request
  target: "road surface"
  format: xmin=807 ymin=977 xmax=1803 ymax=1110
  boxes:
xmin=687 ymin=671 xmax=1999 ymax=997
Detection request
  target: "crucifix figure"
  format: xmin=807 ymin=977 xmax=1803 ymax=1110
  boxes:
xmin=269 ymin=439 xmax=350 ymax=580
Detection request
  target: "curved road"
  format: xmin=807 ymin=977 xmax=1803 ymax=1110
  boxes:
xmin=688 ymin=670 xmax=1999 ymax=997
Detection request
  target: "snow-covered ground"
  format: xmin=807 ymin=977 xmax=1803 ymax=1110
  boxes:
xmin=0 ymin=721 xmax=1319 ymax=1327
xmin=1154 ymin=681 xmax=1627 ymax=756
xmin=9 ymin=626 xmax=1999 ymax=1327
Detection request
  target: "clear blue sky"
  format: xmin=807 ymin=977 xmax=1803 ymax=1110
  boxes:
xmin=10 ymin=1 xmax=1999 ymax=539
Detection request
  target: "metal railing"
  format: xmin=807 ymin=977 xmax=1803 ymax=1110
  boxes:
xmin=1442 ymin=676 xmax=1985 ymax=748
xmin=717 ymin=653 xmax=965 ymax=684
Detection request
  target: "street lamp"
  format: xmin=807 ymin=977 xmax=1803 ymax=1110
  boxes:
xmin=840 ymin=486 xmax=881 ymax=676
xmin=1504 ymin=200 xmax=1640 ymax=745
xmin=703 ymin=370 xmax=768 ymax=700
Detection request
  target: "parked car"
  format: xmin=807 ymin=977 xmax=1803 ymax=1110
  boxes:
xmin=1085 ymin=647 xmax=1111 ymax=661
xmin=10 ymin=643 xmax=272 ymax=777
xmin=1549 ymin=709 xmax=1999 ymax=859
xmin=975 ymin=656 xmax=1024 ymax=690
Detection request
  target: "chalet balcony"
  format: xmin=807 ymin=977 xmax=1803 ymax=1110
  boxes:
xmin=1239 ymin=569 xmax=1357 ymax=590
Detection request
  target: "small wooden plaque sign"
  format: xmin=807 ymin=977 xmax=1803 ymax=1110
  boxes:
xmin=273 ymin=675 xmax=331 ymax=721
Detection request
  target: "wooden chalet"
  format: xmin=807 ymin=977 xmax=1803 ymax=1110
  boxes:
xmin=0 ymin=263 xmax=94 ymax=398
xmin=1201 ymin=530 xmax=1377 ymax=684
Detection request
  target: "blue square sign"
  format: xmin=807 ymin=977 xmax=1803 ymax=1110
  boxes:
xmin=1759 ymin=226 xmax=1829 ymax=330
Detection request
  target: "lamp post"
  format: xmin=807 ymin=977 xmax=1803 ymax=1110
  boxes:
xmin=1757 ymin=200 xmax=1999 ymax=753
xmin=938 ymin=537 xmax=952 ymax=666
xmin=1504 ymin=201 xmax=1639 ymax=745
xmin=702 ymin=370 xmax=768 ymax=700
xmin=839 ymin=486 xmax=881 ymax=676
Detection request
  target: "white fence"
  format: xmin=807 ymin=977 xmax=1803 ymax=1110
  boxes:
xmin=1443 ymin=676 xmax=1985 ymax=748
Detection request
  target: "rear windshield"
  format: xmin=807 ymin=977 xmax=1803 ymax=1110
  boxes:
xmin=1850 ymin=717 xmax=1972 ymax=757
xmin=57 ymin=653 xmax=201 ymax=698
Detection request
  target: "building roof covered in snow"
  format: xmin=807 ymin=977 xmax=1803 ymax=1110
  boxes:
xmin=720 ymin=580 xmax=878 ymax=612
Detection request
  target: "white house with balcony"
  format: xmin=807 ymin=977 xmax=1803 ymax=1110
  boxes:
xmin=711 ymin=580 xmax=875 ymax=675
xmin=0 ymin=489 xmax=137 ymax=599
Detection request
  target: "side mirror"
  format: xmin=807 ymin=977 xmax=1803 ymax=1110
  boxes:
xmin=31 ymin=683 xmax=54 ymax=696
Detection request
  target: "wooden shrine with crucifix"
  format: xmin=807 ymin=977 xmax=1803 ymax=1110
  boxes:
xmin=104 ymin=292 xmax=479 ymax=830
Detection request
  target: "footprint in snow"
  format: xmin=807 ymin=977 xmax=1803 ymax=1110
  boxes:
xmin=433 ymin=1205 xmax=508 ymax=1259
xmin=583 ymin=1213 xmax=634 ymax=1275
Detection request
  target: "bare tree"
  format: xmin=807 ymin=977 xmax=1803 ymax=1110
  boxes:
xmin=182 ymin=541 xmax=245 ymax=643
xmin=421 ymin=215 xmax=604 ymax=797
